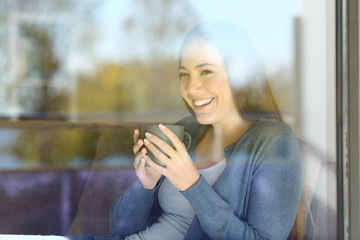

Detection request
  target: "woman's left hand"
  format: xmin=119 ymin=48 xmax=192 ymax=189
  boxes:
xmin=143 ymin=124 xmax=200 ymax=191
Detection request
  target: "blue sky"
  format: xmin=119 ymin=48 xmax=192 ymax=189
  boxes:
xmin=94 ymin=0 xmax=298 ymax=72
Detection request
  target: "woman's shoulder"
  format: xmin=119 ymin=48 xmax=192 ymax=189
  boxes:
xmin=243 ymin=119 xmax=302 ymax=164
xmin=242 ymin=118 xmax=298 ymax=149
xmin=250 ymin=118 xmax=293 ymax=137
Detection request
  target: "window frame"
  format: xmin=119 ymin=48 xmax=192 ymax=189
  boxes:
xmin=337 ymin=0 xmax=360 ymax=239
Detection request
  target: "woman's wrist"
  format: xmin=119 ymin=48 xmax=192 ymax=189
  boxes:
xmin=181 ymin=173 xmax=201 ymax=192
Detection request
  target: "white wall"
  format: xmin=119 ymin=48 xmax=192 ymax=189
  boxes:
xmin=299 ymin=0 xmax=336 ymax=161
xmin=298 ymin=0 xmax=337 ymax=238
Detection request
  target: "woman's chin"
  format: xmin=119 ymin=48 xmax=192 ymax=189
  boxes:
xmin=195 ymin=114 xmax=214 ymax=125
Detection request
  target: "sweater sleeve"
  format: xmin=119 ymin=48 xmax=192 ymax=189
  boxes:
xmin=109 ymin=179 xmax=162 ymax=238
xmin=181 ymin=130 xmax=303 ymax=239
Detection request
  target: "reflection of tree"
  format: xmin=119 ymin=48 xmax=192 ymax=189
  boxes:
xmin=0 ymin=0 xmax=100 ymax=114
xmin=9 ymin=128 xmax=101 ymax=167
xmin=121 ymin=0 xmax=198 ymax=111
xmin=63 ymin=63 xmax=129 ymax=113
xmin=4 ymin=0 xmax=198 ymax=168
xmin=20 ymin=24 xmax=60 ymax=112
xmin=2 ymin=0 xmax=100 ymax=167
xmin=123 ymin=0 xmax=198 ymax=60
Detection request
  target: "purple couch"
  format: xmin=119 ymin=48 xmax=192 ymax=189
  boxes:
xmin=0 ymin=167 xmax=138 ymax=236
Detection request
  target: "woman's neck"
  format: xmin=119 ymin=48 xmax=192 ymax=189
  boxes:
xmin=194 ymin=113 xmax=252 ymax=169
xmin=211 ymin=113 xmax=251 ymax=148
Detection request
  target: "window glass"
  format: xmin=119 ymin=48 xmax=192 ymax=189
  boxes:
xmin=0 ymin=0 xmax=338 ymax=239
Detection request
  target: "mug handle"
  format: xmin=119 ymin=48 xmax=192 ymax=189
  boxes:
xmin=183 ymin=132 xmax=192 ymax=150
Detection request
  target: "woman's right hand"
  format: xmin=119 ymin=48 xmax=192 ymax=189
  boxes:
xmin=133 ymin=129 xmax=162 ymax=189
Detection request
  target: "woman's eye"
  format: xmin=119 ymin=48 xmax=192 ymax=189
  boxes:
xmin=179 ymin=72 xmax=189 ymax=78
xmin=200 ymin=70 xmax=213 ymax=75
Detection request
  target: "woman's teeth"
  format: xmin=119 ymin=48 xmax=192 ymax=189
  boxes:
xmin=194 ymin=98 xmax=214 ymax=107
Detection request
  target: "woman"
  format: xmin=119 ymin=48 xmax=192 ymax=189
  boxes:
xmin=108 ymin=21 xmax=303 ymax=240
xmin=69 ymin=21 xmax=303 ymax=240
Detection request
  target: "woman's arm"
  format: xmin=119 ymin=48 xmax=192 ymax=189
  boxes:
xmin=109 ymin=128 xmax=164 ymax=237
xmin=182 ymin=131 xmax=303 ymax=239
xmin=109 ymin=179 xmax=163 ymax=238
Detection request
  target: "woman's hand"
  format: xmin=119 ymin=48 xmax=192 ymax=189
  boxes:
xmin=133 ymin=129 xmax=162 ymax=189
xmin=143 ymin=124 xmax=200 ymax=191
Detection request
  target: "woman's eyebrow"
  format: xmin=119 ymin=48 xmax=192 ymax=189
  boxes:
xmin=179 ymin=63 xmax=215 ymax=71
xmin=195 ymin=63 xmax=216 ymax=69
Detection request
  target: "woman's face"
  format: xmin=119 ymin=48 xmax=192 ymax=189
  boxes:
xmin=179 ymin=38 xmax=240 ymax=126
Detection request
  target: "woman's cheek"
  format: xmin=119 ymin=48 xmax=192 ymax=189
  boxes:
xmin=180 ymin=85 xmax=188 ymax=99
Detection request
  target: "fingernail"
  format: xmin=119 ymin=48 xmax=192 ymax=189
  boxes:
xmin=145 ymin=132 xmax=152 ymax=138
xmin=138 ymin=139 xmax=142 ymax=145
xmin=159 ymin=124 xmax=165 ymax=130
xmin=144 ymin=139 xmax=150 ymax=145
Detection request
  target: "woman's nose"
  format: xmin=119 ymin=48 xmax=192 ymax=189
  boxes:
xmin=186 ymin=76 xmax=202 ymax=94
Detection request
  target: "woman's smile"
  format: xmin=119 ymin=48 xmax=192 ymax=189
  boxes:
xmin=193 ymin=97 xmax=214 ymax=107
xmin=179 ymin=38 xmax=241 ymax=127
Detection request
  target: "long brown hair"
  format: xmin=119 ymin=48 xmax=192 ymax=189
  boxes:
xmin=179 ymin=21 xmax=303 ymax=239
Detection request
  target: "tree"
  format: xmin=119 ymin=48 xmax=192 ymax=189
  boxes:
xmin=0 ymin=0 xmax=100 ymax=115
xmin=120 ymin=0 xmax=198 ymax=112
xmin=2 ymin=0 xmax=100 ymax=166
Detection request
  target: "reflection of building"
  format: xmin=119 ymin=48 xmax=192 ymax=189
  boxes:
xmin=4 ymin=12 xmax=76 ymax=120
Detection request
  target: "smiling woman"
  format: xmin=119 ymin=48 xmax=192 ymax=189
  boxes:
xmin=178 ymin=22 xmax=283 ymax=123
xmin=179 ymin=38 xmax=239 ymax=127
xmin=67 ymin=21 xmax=304 ymax=240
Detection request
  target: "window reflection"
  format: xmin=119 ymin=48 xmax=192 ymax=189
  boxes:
xmin=0 ymin=0 xmax=338 ymax=239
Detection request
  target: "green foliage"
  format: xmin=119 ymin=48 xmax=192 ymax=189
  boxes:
xmin=8 ymin=128 xmax=100 ymax=167
xmin=74 ymin=63 xmax=128 ymax=112
xmin=2 ymin=0 xmax=195 ymax=169
xmin=64 ymin=60 xmax=186 ymax=113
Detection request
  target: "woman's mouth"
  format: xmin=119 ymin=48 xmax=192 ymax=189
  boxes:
xmin=193 ymin=98 xmax=214 ymax=107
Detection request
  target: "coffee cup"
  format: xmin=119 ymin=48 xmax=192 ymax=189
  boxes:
xmin=139 ymin=124 xmax=191 ymax=167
